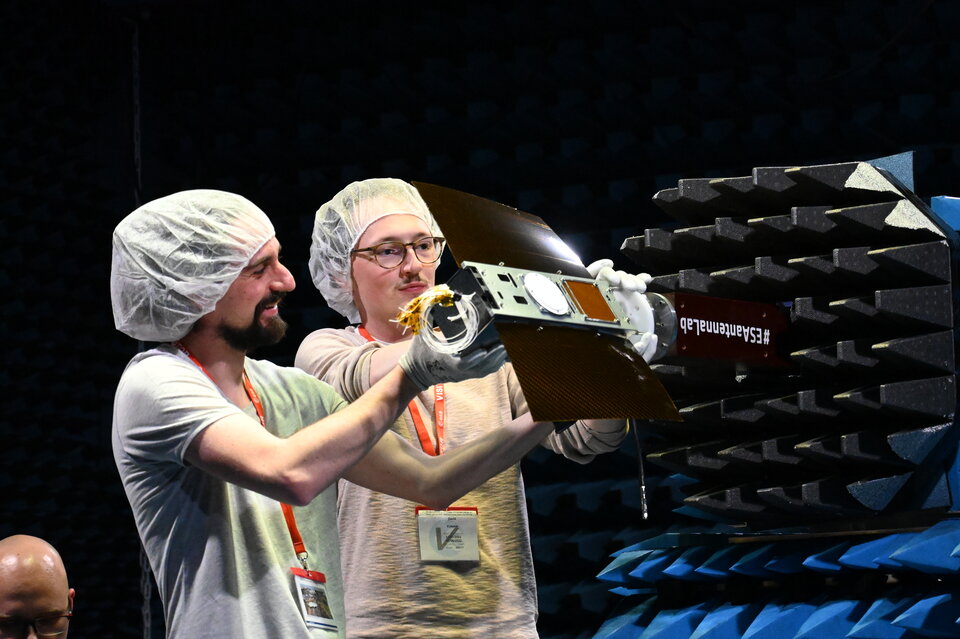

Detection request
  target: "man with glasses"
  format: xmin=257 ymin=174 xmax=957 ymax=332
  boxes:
xmin=296 ymin=178 xmax=643 ymax=637
xmin=0 ymin=535 xmax=74 ymax=639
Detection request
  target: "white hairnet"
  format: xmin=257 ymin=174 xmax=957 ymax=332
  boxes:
xmin=111 ymin=189 xmax=276 ymax=342
xmin=309 ymin=178 xmax=442 ymax=323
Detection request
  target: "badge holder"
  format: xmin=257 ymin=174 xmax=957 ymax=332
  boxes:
xmin=291 ymin=568 xmax=338 ymax=630
xmin=416 ymin=506 xmax=480 ymax=562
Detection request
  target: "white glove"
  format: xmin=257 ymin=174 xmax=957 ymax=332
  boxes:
xmin=627 ymin=331 xmax=658 ymax=363
xmin=586 ymin=259 xmax=658 ymax=363
xmin=399 ymin=331 xmax=509 ymax=390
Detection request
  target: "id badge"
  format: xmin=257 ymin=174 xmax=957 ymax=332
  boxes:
xmin=290 ymin=567 xmax=338 ymax=631
xmin=416 ymin=506 xmax=480 ymax=562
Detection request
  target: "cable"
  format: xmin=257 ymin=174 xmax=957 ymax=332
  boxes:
xmin=419 ymin=293 xmax=481 ymax=354
xmin=139 ymin=546 xmax=152 ymax=639
xmin=630 ymin=417 xmax=649 ymax=521
xmin=130 ymin=18 xmax=153 ymax=639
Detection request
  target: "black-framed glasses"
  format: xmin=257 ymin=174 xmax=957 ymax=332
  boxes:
xmin=351 ymin=236 xmax=445 ymax=269
xmin=0 ymin=611 xmax=72 ymax=638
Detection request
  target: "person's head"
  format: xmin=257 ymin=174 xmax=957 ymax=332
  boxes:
xmin=0 ymin=535 xmax=74 ymax=639
xmin=309 ymin=178 xmax=443 ymax=329
xmin=111 ymin=189 xmax=294 ymax=350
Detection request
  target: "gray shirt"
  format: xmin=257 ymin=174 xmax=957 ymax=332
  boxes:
xmin=113 ymin=345 xmax=348 ymax=638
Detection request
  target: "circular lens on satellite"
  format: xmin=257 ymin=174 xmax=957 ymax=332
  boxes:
xmin=523 ymin=272 xmax=571 ymax=316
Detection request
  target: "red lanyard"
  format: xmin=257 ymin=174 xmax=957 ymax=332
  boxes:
xmin=174 ymin=342 xmax=310 ymax=569
xmin=357 ymin=326 xmax=446 ymax=456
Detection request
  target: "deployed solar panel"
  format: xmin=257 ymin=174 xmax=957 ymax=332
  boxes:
xmin=498 ymin=322 xmax=681 ymax=422
xmin=413 ymin=181 xmax=589 ymax=276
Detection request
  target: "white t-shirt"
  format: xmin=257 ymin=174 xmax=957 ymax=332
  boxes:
xmin=113 ymin=345 xmax=348 ymax=639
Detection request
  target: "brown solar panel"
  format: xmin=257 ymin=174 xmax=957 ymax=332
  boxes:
xmin=413 ymin=181 xmax=590 ymax=277
xmin=496 ymin=321 xmax=681 ymax=422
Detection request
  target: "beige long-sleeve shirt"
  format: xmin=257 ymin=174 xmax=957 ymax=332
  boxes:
xmin=295 ymin=326 xmax=626 ymax=638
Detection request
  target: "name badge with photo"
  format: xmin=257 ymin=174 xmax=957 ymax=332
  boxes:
xmin=416 ymin=506 xmax=480 ymax=562
xmin=290 ymin=567 xmax=338 ymax=631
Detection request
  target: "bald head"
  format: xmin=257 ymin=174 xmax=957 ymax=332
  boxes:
xmin=0 ymin=535 xmax=74 ymax=636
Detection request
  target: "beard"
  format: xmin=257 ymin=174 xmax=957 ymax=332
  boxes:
xmin=218 ymin=293 xmax=288 ymax=352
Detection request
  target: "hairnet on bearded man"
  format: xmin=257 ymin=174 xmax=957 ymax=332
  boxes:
xmin=308 ymin=178 xmax=442 ymax=323
xmin=110 ymin=189 xmax=275 ymax=342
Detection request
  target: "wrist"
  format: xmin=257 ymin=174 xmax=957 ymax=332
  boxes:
xmin=583 ymin=418 xmax=626 ymax=434
xmin=397 ymin=361 xmax=431 ymax=392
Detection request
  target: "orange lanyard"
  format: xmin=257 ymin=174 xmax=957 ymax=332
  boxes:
xmin=174 ymin=342 xmax=310 ymax=569
xmin=357 ymin=326 xmax=446 ymax=456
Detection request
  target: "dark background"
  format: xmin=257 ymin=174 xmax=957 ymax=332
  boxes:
xmin=2 ymin=0 xmax=958 ymax=636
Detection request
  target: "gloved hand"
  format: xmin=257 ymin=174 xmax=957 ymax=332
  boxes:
xmin=586 ymin=259 xmax=658 ymax=363
xmin=399 ymin=331 xmax=509 ymax=390
xmin=586 ymin=258 xmax=652 ymax=294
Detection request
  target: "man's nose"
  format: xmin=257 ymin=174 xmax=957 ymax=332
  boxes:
xmin=274 ymin=263 xmax=296 ymax=291
xmin=399 ymin=245 xmax=422 ymax=275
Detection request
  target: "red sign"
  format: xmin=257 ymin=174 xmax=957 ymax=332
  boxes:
xmin=671 ymin=293 xmax=791 ymax=367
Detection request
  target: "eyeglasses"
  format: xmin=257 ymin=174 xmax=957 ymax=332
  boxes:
xmin=0 ymin=611 xmax=72 ymax=638
xmin=351 ymin=237 xmax=445 ymax=269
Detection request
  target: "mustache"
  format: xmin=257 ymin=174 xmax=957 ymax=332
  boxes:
xmin=256 ymin=291 xmax=288 ymax=313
